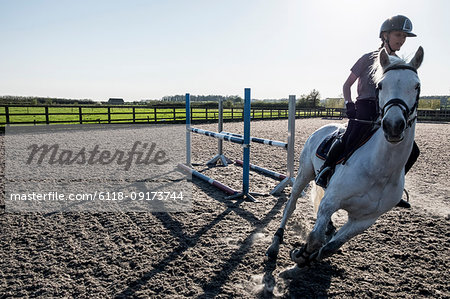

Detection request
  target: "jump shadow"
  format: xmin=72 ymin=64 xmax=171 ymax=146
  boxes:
xmin=114 ymin=173 xmax=286 ymax=298
xmin=194 ymin=184 xmax=287 ymax=298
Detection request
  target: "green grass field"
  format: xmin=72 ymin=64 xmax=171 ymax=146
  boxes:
xmin=0 ymin=106 xmax=324 ymax=125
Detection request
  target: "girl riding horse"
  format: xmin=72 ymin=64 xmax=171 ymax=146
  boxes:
xmin=315 ymin=15 xmax=420 ymax=209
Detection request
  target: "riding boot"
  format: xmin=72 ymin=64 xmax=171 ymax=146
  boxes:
xmin=405 ymin=141 xmax=420 ymax=175
xmin=315 ymin=138 xmax=344 ymax=188
xmin=396 ymin=199 xmax=411 ymax=208
xmin=396 ymin=142 xmax=420 ymax=209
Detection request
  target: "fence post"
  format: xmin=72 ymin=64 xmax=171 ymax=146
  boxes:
xmin=108 ymin=107 xmax=111 ymax=124
xmin=79 ymin=106 xmax=83 ymax=124
xmin=5 ymin=106 xmax=10 ymax=125
xmin=173 ymin=107 xmax=176 ymax=121
xmin=154 ymin=107 xmax=157 ymax=122
xmin=45 ymin=106 xmax=49 ymax=125
xmin=205 ymin=107 xmax=208 ymax=121
xmin=133 ymin=107 xmax=136 ymax=123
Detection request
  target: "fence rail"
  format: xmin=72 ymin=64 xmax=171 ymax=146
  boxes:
xmin=0 ymin=105 xmax=345 ymax=125
xmin=0 ymin=104 xmax=448 ymax=126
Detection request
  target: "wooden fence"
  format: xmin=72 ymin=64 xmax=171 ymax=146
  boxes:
xmin=0 ymin=105 xmax=345 ymax=125
xmin=416 ymin=109 xmax=450 ymax=121
xmin=0 ymin=104 xmax=448 ymax=126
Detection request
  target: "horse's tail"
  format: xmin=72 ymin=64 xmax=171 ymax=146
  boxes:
xmin=311 ymin=182 xmax=325 ymax=215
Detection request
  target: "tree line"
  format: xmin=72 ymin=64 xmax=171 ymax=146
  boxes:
xmin=0 ymin=96 xmax=96 ymax=105
xmin=0 ymin=91 xmax=447 ymax=110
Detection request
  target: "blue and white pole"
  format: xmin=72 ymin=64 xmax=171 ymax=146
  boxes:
xmin=242 ymin=88 xmax=251 ymax=196
xmin=225 ymin=88 xmax=264 ymax=201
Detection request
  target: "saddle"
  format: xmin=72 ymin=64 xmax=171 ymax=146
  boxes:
xmin=316 ymin=126 xmax=379 ymax=165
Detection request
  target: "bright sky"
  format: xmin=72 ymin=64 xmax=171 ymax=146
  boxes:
xmin=1 ymin=0 xmax=449 ymax=101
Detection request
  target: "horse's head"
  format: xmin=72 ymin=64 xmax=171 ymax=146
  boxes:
xmin=374 ymin=46 xmax=424 ymax=143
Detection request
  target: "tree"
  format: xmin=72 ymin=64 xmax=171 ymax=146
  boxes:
xmin=323 ymin=98 xmax=345 ymax=108
xmin=306 ymin=89 xmax=321 ymax=107
xmin=297 ymin=89 xmax=321 ymax=108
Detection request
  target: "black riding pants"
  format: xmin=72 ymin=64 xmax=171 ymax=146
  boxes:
xmin=341 ymin=99 xmax=378 ymax=157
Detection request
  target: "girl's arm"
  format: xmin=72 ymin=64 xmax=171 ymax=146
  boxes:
xmin=343 ymin=72 xmax=358 ymax=103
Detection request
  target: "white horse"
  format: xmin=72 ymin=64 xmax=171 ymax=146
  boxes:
xmin=266 ymin=46 xmax=424 ymax=267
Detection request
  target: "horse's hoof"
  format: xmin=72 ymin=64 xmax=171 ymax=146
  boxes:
xmin=266 ymin=236 xmax=281 ymax=260
xmin=316 ymin=240 xmax=339 ymax=260
xmin=266 ymin=244 xmax=279 ymax=260
xmin=290 ymin=247 xmax=308 ymax=267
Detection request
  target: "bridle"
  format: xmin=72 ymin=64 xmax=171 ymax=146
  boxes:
xmin=377 ymin=64 xmax=420 ymax=128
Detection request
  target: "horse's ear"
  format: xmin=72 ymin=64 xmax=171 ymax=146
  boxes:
xmin=409 ymin=46 xmax=424 ymax=70
xmin=379 ymin=48 xmax=390 ymax=69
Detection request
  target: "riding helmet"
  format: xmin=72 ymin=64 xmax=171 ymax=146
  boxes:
xmin=379 ymin=15 xmax=417 ymax=38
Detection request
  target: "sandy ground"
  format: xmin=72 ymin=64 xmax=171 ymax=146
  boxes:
xmin=0 ymin=118 xmax=449 ymax=298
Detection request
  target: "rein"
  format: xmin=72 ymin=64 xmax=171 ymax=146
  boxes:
xmin=378 ymin=65 xmax=420 ymax=128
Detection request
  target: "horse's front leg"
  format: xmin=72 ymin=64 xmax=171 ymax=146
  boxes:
xmin=314 ymin=217 xmax=377 ymax=261
xmin=266 ymin=172 xmax=310 ymax=260
xmin=290 ymin=194 xmax=338 ymax=266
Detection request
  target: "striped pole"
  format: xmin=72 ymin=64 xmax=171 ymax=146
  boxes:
xmin=232 ymin=95 xmax=296 ymax=195
xmin=235 ymin=159 xmax=287 ymax=180
xmin=182 ymin=88 xmax=261 ymax=201
xmin=189 ymin=127 xmax=244 ymax=144
xmin=177 ymin=164 xmax=239 ymax=195
xmin=220 ymin=131 xmax=287 ymax=148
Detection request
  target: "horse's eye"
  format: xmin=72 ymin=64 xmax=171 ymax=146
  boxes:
xmin=415 ymin=83 xmax=420 ymax=90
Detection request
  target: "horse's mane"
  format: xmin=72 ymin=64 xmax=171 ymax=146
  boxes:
xmin=371 ymin=52 xmax=410 ymax=85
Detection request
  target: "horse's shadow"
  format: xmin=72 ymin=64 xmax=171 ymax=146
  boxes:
xmin=259 ymin=258 xmax=339 ymax=298
xmin=258 ymin=219 xmax=338 ymax=298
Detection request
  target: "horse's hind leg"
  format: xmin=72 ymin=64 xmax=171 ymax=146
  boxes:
xmin=266 ymin=162 xmax=313 ymax=260
xmin=315 ymin=217 xmax=377 ymax=261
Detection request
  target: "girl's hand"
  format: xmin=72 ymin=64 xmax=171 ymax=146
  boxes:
xmin=346 ymin=102 xmax=356 ymax=118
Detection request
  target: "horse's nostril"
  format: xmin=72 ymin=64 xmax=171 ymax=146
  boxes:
xmin=397 ymin=119 xmax=405 ymax=132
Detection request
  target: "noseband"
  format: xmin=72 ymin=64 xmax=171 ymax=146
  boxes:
xmin=377 ymin=64 xmax=420 ymax=128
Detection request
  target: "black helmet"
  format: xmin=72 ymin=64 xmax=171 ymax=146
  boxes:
xmin=379 ymin=15 xmax=416 ymax=38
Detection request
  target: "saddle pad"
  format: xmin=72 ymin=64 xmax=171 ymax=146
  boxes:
xmin=316 ymin=127 xmax=378 ymax=165
xmin=315 ymin=129 xmax=343 ymax=161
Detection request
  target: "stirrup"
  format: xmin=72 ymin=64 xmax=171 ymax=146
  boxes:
xmin=315 ymin=166 xmax=332 ymax=188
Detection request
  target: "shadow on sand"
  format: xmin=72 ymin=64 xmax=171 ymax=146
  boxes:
xmin=258 ymin=254 xmax=340 ymax=298
xmin=114 ymin=170 xmax=287 ymax=298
